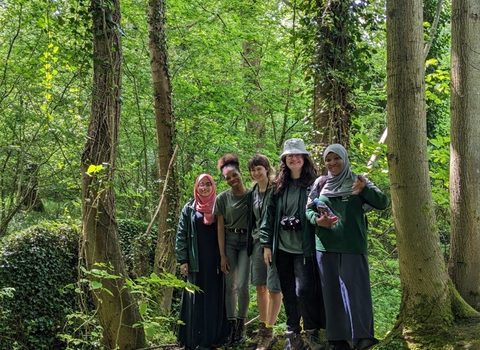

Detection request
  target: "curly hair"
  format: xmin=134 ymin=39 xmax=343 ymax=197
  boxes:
xmin=274 ymin=154 xmax=317 ymax=194
xmin=247 ymin=154 xmax=276 ymax=183
xmin=217 ymin=153 xmax=240 ymax=173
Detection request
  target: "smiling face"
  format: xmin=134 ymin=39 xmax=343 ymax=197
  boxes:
xmin=324 ymin=152 xmax=345 ymax=176
xmin=285 ymin=154 xmax=304 ymax=176
xmin=222 ymin=165 xmax=243 ymax=189
xmin=250 ymin=165 xmax=268 ymax=183
xmin=197 ymin=179 xmax=213 ymax=197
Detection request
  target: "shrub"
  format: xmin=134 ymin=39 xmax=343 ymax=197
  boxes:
xmin=0 ymin=221 xmax=80 ymax=349
xmin=118 ymin=219 xmax=157 ymax=279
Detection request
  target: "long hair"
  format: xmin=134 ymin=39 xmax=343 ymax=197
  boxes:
xmin=274 ymin=154 xmax=317 ymax=194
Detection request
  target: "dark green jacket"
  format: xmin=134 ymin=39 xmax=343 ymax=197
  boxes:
xmin=247 ymin=183 xmax=269 ymax=257
xmin=175 ymin=199 xmax=219 ymax=273
xmin=306 ymin=177 xmax=388 ymax=255
xmin=259 ymin=183 xmax=316 ymax=267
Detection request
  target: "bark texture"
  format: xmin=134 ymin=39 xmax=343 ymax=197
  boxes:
xmin=147 ymin=0 xmax=177 ymax=314
xmin=313 ymin=0 xmax=353 ymax=150
xmin=449 ymin=1 xmax=480 ymax=311
xmin=81 ymin=1 xmax=146 ymax=348
xmin=386 ymin=0 xmax=452 ymax=334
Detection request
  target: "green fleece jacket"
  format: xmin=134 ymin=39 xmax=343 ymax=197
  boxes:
xmin=259 ymin=183 xmax=316 ymax=268
xmin=306 ymin=178 xmax=388 ymax=255
xmin=175 ymin=199 xmax=220 ymax=273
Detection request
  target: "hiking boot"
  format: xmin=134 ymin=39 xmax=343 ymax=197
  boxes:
xmin=305 ymin=330 xmax=326 ymax=350
xmin=248 ymin=322 xmax=266 ymax=348
xmin=256 ymin=327 xmax=277 ymax=350
xmin=284 ymin=331 xmax=308 ymax=350
xmin=329 ymin=340 xmax=351 ymax=350
xmin=233 ymin=318 xmax=246 ymax=345
xmin=224 ymin=319 xmax=237 ymax=347
xmin=355 ymin=338 xmax=379 ymax=350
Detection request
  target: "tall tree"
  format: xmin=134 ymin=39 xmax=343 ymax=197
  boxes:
xmin=81 ymin=0 xmax=146 ymax=348
xmin=147 ymin=0 xmax=177 ymax=314
xmin=313 ymin=0 xmax=355 ymax=149
xmin=448 ymin=0 xmax=480 ymax=311
xmin=386 ymin=0 xmax=478 ymax=347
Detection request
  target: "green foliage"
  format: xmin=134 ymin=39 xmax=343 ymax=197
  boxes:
xmin=423 ymin=0 xmax=451 ymax=139
xmin=428 ymin=135 xmax=451 ymax=258
xmin=129 ymin=273 xmax=191 ymax=344
xmin=62 ymin=265 xmax=192 ymax=348
xmin=118 ymin=219 xmax=158 ymax=278
xmin=165 ymin=0 xmax=314 ymax=192
xmin=370 ymin=247 xmax=401 ymax=338
xmin=0 ymin=0 xmax=91 ymax=235
xmin=0 ymin=221 xmax=80 ymax=349
xmin=425 ymin=58 xmax=451 ymax=138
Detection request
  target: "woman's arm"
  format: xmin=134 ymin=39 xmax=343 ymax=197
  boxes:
xmin=175 ymin=205 xmax=189 ymax=262
xmin=217 ymin=215 xmax=230 ymax=274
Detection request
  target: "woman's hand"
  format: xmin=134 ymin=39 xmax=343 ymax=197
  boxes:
xmin=180 ymin=263 xmax=189 ymax=276
xmin=221 ymin=255 xmax=230 ymax=274
xmin=315 ymin=214 xmax=338 ymax=228
xmin=352 ymin=175 xmax=366 ymax=194
xmin=264 ymin=248 xmax=273 ymax=267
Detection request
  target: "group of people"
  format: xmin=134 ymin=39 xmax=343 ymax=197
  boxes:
xmin=175 ymin=138 xmax=388 ymax=350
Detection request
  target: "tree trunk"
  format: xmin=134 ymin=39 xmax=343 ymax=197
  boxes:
xmin=449 ymin=0 xmax=480 ymax=311
xmin=243 ymin=40 xmax=266 ymax=149
xmin=147 ymin=0 xmax=177 ymax=314
xmin=313 ymin=0 xmax=353 ymax=151
xmin=81 ymin=0 xmax=146 ymax=348
xmin=386 ymin=0 xmax=477 ymax=345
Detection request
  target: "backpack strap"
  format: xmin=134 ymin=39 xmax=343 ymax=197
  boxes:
xmin=317 ymin=175 xmax=327 ymax=193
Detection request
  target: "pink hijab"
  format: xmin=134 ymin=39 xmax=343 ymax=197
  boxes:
xmin=194 ymin=173 xmax=216 ymax=225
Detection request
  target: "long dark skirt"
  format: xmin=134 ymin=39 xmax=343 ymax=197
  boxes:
xmin=178 ymin=217 xmax=228 ymax=349
xmin=316 ymin=251 xmax=377 ymax=346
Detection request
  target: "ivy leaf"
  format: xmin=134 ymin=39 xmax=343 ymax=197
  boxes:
xmin=87 ymin=164 xmax=103 ymax=174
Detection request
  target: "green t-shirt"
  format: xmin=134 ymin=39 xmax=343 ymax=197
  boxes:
xmin=214 ymin=188 xmax=251 ymax=229
xmin=252 ymin=185 xmax=272 ymax=240
xmin=278 ymin=181 xmax=303 ymax=254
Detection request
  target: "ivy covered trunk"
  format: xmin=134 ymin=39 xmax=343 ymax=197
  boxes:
xmin=147 ymin=0 xmax=178 ymax=314
xmin=313 ymin=0 xmax=354 ymax=151
xmin=386 ymin=0 xmax=477 ymax=347
xmin=448 ymin=0 xmax=480 ymax=311
xmin=81 ymin=0 xmax=146 ymax=348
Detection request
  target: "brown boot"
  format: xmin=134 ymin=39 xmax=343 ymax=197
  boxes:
xmin=256 ymin=327 xmax=277 ymax=350
xmin=248 ymin=322 xmax=266 ymax=348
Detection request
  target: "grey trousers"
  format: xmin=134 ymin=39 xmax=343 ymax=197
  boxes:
xmin=224 ymin=232 xmax=251 ymax=320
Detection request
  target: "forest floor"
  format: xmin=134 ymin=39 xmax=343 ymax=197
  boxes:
xmin=156 ymin=317 xmax=480 ymax=350
xmin=446 ymin=317 xmax=480 ymax=349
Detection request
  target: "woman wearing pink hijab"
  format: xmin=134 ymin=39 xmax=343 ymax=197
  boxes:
xmin=176 ymin=174 xmax=229 ymax=350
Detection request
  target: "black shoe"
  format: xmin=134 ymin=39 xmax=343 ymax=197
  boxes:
xmin=329 ymin=340 xmax=351 ymax=350
xmin=284 ymin=331 xmax=308 ymax=350
xmin=233 ymin=318 xmax=246 ymax=345
xmin=356 ymin=338 xmax=379 ymax=350
xmin=305 ymin=330 xmax=326 ymax=350
xmin=224 ymin=320 xmax=237 ymax=347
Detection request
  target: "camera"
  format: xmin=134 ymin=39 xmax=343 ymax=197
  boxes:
xmin=280 ymin=215 xmax=302 ymax=231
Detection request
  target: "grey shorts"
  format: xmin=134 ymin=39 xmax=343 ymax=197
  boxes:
xmin=250 ymin=239 xmax=281 ymax=292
